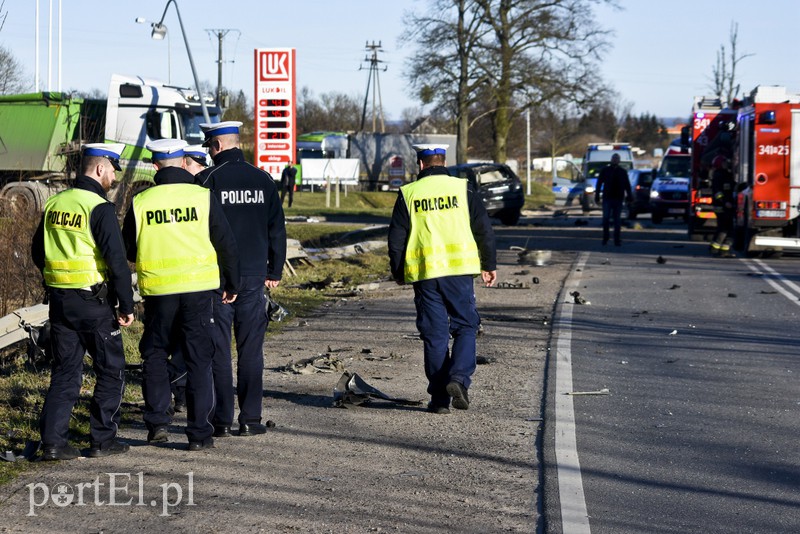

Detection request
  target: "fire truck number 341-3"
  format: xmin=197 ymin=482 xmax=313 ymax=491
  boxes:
xmin=758 ymin=144 xmax=789 ymax=156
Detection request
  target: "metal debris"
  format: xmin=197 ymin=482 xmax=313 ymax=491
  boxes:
xmin=281 ymin=355 xmax=345 ymax=374
xmin=656 ymin=256 xmax=667 ymax=264
xmin=569 ymin=291 xmax=590 ymax=305
xmin=566 ymin=388 xmax=610 ymax=396
xmin=332 ymin=371 xmax=422 ymax=408
xmin=668 ymin=329 xmax=678 ymax=335
xmin=496 ymin=279 xmax=530 ymax=289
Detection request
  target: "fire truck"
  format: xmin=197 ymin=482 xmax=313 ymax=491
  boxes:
xmin=732 ymin=86 xmax=800 ymax=255
xmin=687 ymin=96 xmax=737 ymax=239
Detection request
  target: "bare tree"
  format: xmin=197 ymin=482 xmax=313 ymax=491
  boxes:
xmin=0 ymin=45 xmax=27 ymax=94
xmin=710 ymin=22 xmax=753 ymax=105
xmin=402 ymin=0 xmax=489 ymax=163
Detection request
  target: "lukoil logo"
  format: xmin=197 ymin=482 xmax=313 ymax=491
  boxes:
xmin=259 ymin=51 xmax=290 ymax=81
xmin=27 ymin=472 xmax=195 ymax=517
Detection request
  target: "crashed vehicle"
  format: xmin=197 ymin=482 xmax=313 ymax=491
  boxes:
xmin=446 ymin=162 xmax=524 ymax=225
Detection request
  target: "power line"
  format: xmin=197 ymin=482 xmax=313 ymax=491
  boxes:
xmin=359 ymin=40 xmax=387 ymax=133
xmin=205 ymin=28 xmax=240 ymax=107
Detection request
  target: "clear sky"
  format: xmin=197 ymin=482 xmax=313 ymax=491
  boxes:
xmin=1 ymin=0 xmax=799 ymax=122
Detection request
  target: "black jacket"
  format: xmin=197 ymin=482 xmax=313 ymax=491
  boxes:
xmin=595 ymin=164 xmax=632 ymax=202
xmin=387 ymin=166 xmax=496 ymax=283
xmin=196 ymin=148 xmax=287 ymax=280
xmin=121 ymin=166 xmax=240 ymax=295
xmin=31 ymin=176 xmax=135 ymax=315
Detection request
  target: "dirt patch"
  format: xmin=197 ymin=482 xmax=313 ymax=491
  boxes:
xmin=0 ymin=248 xmax=574 ymax=533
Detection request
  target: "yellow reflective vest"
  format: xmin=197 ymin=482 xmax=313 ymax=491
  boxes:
xmin=43 ymin=189 xmax=108 ymax=288
xmin=132 ymin=183 xmax=219 ymax=296
xmin=401 ymin=174 xmax=480 ymax=282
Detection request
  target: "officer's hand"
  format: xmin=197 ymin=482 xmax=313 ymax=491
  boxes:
xmin=264 ymin=279 xmax=280 ymax=289
xmin=118 ymin=313 xmax=134 ymax=327
xmin=222 ymin=291 xmax=237 ymax=304
xmin=482 ymin=270 xmax=497 ymax=287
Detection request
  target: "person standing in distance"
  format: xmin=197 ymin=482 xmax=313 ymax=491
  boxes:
xmin=122 ymin=138 xmax=240 ymax=451
xmin=388 ymin=144 xmax=497 ymax=414
xmin=31 ymin=143 xmax=134 ymax=460
xmin=280 ymin=160 xmax=297 ymax=208
xmin=594 ymin=153 xmax=632 ymax=246
xmin=196 ymin=121 xmax=287 ymax=437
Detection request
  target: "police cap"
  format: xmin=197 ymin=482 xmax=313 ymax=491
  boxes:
xmin=184 ymin=144 xmax=209 ymax=167
xmin=411 ymin=143 xmax=449 ymax=158
xmin=146 ymin=138 xmax=188 ymax=161
xmin=82 ymin=142 xmax=125 ymax=171
xmin=199 ymin=121 xmax=243 ymax=147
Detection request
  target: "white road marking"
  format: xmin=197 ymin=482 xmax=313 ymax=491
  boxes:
xmin=744 ymin=258 xmax=800 ymax=306
xmin=554 ymin=251 xmax=591 ymax=533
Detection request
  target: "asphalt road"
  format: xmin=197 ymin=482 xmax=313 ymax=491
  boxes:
xmin=523 ymin=210 xmax=800 ymax=534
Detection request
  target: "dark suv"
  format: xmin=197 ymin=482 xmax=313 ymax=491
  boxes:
xmin=626 ymin=169 xmax=655 ymax=219
xmin=446 ymin=163 xmax=524 ymax=225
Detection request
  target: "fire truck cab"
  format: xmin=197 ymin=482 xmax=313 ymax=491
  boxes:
xmin=733 ymin=86 xmax=800 ymax=255
xmin=687 ymin=96 xmax=738 ymax=240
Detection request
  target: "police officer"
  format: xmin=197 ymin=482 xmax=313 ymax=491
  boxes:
xmin=387 ymin=144 xmax=497 ymax=414
xmin=31 ymin=143 xmax=134 ymax=460
xmin=594 ymin=153 xmax=632 ymax=246
xmin=280 ymin=160 xmax=297 ymax=207
xmin=710 ymin=155 xmax=736 ymax=257
xmin=164 ymin=145 xmax=211 ymax=414
xmin=196 ymin=121 xmax=287 ymax=437
xmin=122 ymin=138 xmax=240 ymax=451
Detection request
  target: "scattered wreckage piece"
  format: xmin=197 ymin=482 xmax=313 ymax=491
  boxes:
xmin=569 ymin=291 xmax=590 ymax=305
xmin=332 ymin=371 xmax=422 ymax=408
xmin=281 ymin=355 xmax=345 ymax=375
xmin=495 ymin=279 xmax=530 ymax=289
xmin=509 ymin=246 xmax=552 ymax=266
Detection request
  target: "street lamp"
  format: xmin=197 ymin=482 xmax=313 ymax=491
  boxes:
xmin=136 ymin=0 xmax=210 ymax=123
xmin=135 ymin=17 xmax=170 ymax=83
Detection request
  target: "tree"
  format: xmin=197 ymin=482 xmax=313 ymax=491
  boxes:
xmin=402 ymin=0 xmax=489 ymax=163
xmin=710 ymin=22 xmax=752 ymax=105
xmin=0 ymin=45 xmax=27 ymax=95
xmin=474 ymin=0 xmax=613 ymax=163
xmin=296 ymin=87 xmax=362 ymax=133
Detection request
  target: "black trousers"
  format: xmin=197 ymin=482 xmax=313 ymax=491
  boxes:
xmin=40 ymin=288 xmax=126 ymax=448
xmin=139 ymin=290 xmax=216 ymax=442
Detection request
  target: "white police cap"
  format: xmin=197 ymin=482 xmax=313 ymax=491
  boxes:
xmin=412 ymin=143 xmax=449 ymax=157
xmin=146 ymin=138 xmax=188 ymax=161
xmin=82 ymin=142 xmax=125 ymax=170
xmin=184 ymin=144 xmax=209 ymax=166
xmin=199 ymin=121 xmax=243 ymax=146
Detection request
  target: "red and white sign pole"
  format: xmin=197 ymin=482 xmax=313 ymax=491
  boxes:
xmin=254 ymin=48 xmax=296 ymax=177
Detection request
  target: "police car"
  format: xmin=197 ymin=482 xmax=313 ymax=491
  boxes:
xmin=650 ymin=154 xmax=690 ymax=224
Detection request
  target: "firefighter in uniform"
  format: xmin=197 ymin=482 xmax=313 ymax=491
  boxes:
xmin=31 ymin=143 xmax=134 ymax=460
xmin=196 ymin=121 xmax=287 ymax=437
xmin=709 ymin=155 xmax=736 ymax=257
xmin=388 ymin=144 xmax=497 ymax=414
xmin=122 ymin=138 xmax=240 ymax=451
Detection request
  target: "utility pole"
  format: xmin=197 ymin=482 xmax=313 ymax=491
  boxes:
xmin=359 ymin=41 xmax=387 ymax=133
xmin=205 ymin=28 xmax=239 ymax=109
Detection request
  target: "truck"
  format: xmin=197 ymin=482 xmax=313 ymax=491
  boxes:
xmin=687 ymin=96 xmax=738 ymax=239
xmin=579 ymin=143 xmax=635 ymax=212
xmin=732 ymin=85 xmax=800 ymax=255
xmin=0 ymin=74 xmax=221 ymax=213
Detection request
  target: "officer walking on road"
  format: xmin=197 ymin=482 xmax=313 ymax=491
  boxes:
xmin=122 ymin=138 xmax=240 ymax=451
xmin=31 ymin=143 xmax=134 ymax=460
xmin=594 ymin=153 xmax=632 ymax=246
xmin=709 ymin=155 xmax=736 ymax=257
xmin=388 ymin=144 xmax=497 ymax=414
xmin=197 ymin=121 xmax=287 ymax=437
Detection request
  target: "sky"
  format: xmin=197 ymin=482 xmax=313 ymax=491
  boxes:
xmin=1 ymin=0 xmax=799 ymax=123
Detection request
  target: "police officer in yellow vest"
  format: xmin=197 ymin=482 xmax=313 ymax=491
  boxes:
xmin=31 ymin=143 xmax=135 ymax=460
xmin=388 ymin=144 xmax=497 ymax=414
xmin=122 ymin=138 xmax=240 ymax=451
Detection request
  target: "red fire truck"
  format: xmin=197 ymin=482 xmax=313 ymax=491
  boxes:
xmin=687 ymin=96 xmax=737 ymax=240
xmin=732 ymin=86 xmax=800 ymax=255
